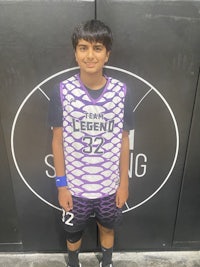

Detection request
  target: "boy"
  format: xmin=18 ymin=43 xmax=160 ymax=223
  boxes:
xmin=49 ymin=20 xmax=133 ymax=267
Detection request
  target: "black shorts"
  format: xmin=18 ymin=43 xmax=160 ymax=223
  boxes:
xmin=62 ymin=193 xmax=122 ymax=233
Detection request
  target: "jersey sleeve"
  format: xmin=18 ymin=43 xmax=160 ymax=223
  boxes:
xmin=48 ymin=83 xmax=63 ymax=127
xmin=123 ymin=85 xmax=134 ymax=131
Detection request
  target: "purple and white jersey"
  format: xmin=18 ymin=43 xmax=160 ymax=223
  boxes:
xmin=60 ymin=74 xmax=126 ymax=199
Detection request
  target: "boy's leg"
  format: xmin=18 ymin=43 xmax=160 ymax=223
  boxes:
xmin=67 ymin=238 xmax=82 ymax=251
xmin=62 ymin=196 xmax=92 ymax=267
xmin=97 ymin=222 xmax=114 ymax=267
xmin=67 ymin=237 xmax=82 ymax=267
xmin=97 ymin=222 xmax=114 ymax=248
xmin=95 ymin=194 xmax=123 ymax=267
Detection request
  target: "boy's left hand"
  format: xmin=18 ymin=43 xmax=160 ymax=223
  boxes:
xmin=115 ymin=185 xmax=129 ymax=208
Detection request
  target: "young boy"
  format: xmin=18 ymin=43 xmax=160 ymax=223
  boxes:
xmin=49 ymin=19 xmax=133 ymax=267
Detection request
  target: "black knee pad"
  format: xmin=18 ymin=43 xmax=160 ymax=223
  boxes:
xmin=66 ymin=230 xmax=83 ymax=243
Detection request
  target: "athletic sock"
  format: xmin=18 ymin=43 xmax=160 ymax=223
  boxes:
xmin=68 ymin=248 xmax=80 ymax=267
xmin=101 ymin=246 xmax=113 ymax=266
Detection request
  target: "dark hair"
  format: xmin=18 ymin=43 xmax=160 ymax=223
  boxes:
xmin=72 ymin=19 xmax=113 ymax=51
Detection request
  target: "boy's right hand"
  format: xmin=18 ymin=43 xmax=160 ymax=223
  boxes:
xmin=58 ymin=187 xmax=73 ymax=211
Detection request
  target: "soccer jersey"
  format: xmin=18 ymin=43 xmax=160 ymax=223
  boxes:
xmin=49 ymin=74 xmax=134 ymax=199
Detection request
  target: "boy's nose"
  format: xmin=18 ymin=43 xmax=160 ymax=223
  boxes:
xmin=86 ymin=48 xmax=94 ymax=59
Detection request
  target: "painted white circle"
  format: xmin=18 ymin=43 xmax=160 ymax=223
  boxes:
xmin=11 ymin=66 xmax=179 ymax=212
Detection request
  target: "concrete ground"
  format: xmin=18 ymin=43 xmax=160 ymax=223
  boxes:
xmin=0 ymin=251 xmax=200 ymax=267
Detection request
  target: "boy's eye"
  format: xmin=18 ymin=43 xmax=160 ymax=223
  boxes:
xmin=79 ymin=46 xmax=87 ymax=51
xmin=94 ymin=46 xmax=103 ymax=51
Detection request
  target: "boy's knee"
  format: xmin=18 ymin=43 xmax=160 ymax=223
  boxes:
xmin=66 ymin=230 xmax=83 ymax=244
xmin=98 ymin=223 xmax=114 ymax=234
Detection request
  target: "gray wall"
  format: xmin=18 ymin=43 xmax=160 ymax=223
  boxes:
xmin=0 ymin=0 xmax=200 ymax=252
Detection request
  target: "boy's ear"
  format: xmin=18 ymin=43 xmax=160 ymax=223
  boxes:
xmin=105 ymin=51 xmax=111 ymax=63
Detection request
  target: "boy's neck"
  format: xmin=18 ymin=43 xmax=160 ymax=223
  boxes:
xmin=80 ymin=72 xmax=106 ymax=90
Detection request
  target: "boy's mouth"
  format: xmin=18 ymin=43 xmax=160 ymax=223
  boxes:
xmin=85 ymin=62 xmax=97 ymax=67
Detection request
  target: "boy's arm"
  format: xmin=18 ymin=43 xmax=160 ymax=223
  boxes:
xmin=52 ymin=127 xmax=73 ymax=211
xmin=116 ymin=130 xmax=129 ymax=208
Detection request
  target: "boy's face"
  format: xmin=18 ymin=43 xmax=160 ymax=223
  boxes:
xmin=75 ymin=39 xmax=110 ymax=75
